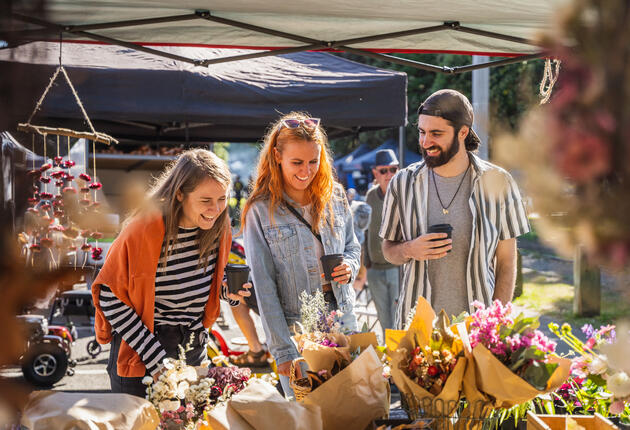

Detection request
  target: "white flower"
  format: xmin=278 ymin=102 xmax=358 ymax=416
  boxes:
xmin=181 ymin=366 xmax=198 ymax=382
xmin=176 ymin=381 xmax=190 ymax=399
xmin=142 ymin=376 xmax=154 ymax=385
xmin=158 ymin=399 xmax=181 ymax=412
xmin=608 ymin=371 xmax=630 ymax=398
xmin=600 ymin=322 xmax=630 ymax=375
xmin=587 ymin=355 xmax=608 ymax=375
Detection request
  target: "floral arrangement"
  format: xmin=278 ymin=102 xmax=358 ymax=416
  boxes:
xmin=293 ymin=290 xmax=381 ymax=394
xmin=295 ymin=290 xmax=350 ymax=356
xmin=403 ymin=311 xmax=462 ymax=396
xmin=143 ymin=347 xmax=257 ymax=430
xmin=549 ymin=322 xmax=630 ymax=420
xmin=495 ymin=0 xmax=630 ymax=269
xmin=468 ymin=300 xmax=558 ymax=391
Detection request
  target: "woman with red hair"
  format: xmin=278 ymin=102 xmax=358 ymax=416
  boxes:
xmin=241 ymin=112 xmax=360 ymax=397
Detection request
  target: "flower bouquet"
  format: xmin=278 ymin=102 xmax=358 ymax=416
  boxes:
xmin=144 ymin=349 xmax=253 ymax=429
xmin=549 ymin=322 xmax=630 ymax=421
xmin=386 ymin=297 xmax=468 ymax=418
xmin=293 ymin=290 xmax=380 ymax=378
xmin=291 ymin=291 xmax=389 ymax=430
xmin=464 ymin=300 xmax=570 ymax=409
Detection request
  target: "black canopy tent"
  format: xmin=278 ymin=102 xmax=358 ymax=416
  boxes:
xmin=0 ymin=42 xmax=407 ymax=143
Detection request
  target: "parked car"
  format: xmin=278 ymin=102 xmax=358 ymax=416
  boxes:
xmin=17 ymin=314 xmax=75 ymax=387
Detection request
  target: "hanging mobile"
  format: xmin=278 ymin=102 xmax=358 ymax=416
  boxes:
xmin=17 ymin=34 xmax=118 ymax=269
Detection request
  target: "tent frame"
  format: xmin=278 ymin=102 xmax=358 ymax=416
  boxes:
xmin=11 ymin=10 xmax=546 ymax=73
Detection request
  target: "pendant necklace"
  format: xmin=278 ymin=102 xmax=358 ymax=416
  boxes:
xmin=431 ymin=163 xmax=471 ymax=215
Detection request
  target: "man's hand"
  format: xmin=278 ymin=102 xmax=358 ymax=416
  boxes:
xmin=404 ymin=233 xmax=452 ymax=261
xmin=383 ymin=233 xmax=451 ymax=265
xmin=225 ymin=281 xmax=253 ymax=303
xmin=276 ymin=360 xmax=292 ymax=377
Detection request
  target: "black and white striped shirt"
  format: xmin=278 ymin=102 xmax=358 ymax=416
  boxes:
xmin=379 ymin=153 xmax=530 ymax=328
xmin=99 ymin=227 xmax=237 ymax=375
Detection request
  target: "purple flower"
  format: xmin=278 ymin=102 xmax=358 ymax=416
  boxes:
xmin=581 ymin=324 xmax=595 ymax=338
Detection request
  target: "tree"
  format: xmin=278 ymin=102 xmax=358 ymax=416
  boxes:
xmin=329 ymin=53 xmax=545 ymax=159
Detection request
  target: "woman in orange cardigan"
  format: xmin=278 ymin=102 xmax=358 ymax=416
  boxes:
xmin=92 ymin=149 xmax=250 ymax=397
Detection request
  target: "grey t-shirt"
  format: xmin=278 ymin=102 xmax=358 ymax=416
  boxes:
xmin=427 ymin=167 xmax=472 ymax=318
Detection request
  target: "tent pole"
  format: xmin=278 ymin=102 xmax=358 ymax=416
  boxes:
xmin=12 ymin=13 xmax=202 ymax=66
xmin=452 ymin=24 xmax=533 ymax=46
xmin=199 ymin=44 xmax=320 ymax=66
xmin=453 ymin=53 xmax=546 ymax=73
xmin=196 ymin=11 xmax=322 ymax=45
xmin=342 ymin=47 xmax=448 ymax=73
xmin=472 ymin=56 xmax=490 ymax=160
xmin=398 ymin=126 xmax=406 ymax=168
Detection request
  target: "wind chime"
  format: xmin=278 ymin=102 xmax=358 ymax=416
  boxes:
xmin=20 ymin=39 xmax=118 ymax=269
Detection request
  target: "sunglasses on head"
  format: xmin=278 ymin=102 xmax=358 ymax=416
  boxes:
xmin=281 ymin=118 xmax=321 ymax=129
xmin=377 ymin=166 xmax=398 ymax=175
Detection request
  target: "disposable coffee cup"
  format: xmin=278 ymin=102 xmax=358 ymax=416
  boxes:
xmin=427 ymin=224 xmax=453 ymax=253
xmin=320 ymin=254 xmax=344 ymax=282
xmin=225 ymin=264 xmax=250 ymax=294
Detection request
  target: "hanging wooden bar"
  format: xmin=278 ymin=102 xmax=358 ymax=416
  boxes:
xmin=17 ymin=123 xmax=118 ymax=145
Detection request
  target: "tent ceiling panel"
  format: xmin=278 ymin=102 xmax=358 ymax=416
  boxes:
xmin=12 ymin=0 xmax=569 ymax=56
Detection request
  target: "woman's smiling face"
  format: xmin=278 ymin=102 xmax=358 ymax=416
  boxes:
xmin=177 ymin=177 xmax=228 ymax=229
xmin=275 ymin=138 xmax=321 ymax=203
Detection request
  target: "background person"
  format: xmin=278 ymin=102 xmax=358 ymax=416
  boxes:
xmin=241 ymin=112 xmax=360 ymax=397
xmin=92 ymin=149 xmax=250 ymax=397
xmin=365 ymin=149 xmax=400 ymax=339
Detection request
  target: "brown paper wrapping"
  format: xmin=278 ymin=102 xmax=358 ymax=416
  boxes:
xmin=295 ymin=333 xmax=351 ymax=373
xmin=296 ymin=331 xmax=381 ymax=373
xmin=203 ymin=379 xmax=323 ymax=430
xmin=20 ymin=390 xmax=160 ymax=430
xmin=302 ymin=346 xmax=390 ymax=430
xmin=470 ymin=344 xmax=571 ymax=409
xmin=386 ymin=297 xmax=466 ymax=418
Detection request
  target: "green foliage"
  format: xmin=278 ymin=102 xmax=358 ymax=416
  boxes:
xmin=329 ymin=53 xmax=545 ymax=160
xmin=212 ymin=142 xmax=230 ymax=162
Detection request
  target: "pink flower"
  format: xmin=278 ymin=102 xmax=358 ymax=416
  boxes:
xmin=610 ymin=400 xmax=626 ymax=415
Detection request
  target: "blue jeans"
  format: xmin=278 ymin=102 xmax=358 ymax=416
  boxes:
xmin=107 ymin=325 xmax=207 ymax=398
xmin=366 ymin=267 xmax=400 ymax=340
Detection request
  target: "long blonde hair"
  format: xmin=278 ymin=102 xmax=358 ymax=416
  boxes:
xmin=241 ymin=112 xmax=339 ymax=232
xmin=147 ymin=148 xmax=231 ymax=269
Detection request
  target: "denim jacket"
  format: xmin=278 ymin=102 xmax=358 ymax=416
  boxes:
xmin=243 ymin=188 xmax=360 ymax=365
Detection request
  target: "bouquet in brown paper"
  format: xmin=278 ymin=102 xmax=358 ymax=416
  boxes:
xmin=386 ymin=297 xmax=467 ymax=419
xmin=302 ymin=345 xmax=390 ymax=430
xmin=294 ymin=290 xmax=362 ymax=374
xmin=465 ymin=300 xmax=571 ymax=409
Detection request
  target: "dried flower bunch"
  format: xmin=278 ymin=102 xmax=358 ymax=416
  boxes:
xmin=403 ymin=311 xmax=461 ymax=396
xmin=144 ymin=345 xmax=255 ymax=430
xmin=23 ymin=136 xmax=111 ymax=270
xmin=296 ymin=290 xmax=346 ymax=348
xmin=497 ymin=0 xmax=630 ymax=269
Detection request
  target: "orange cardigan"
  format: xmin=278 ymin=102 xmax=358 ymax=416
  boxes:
xmin=91 ymin=212 xmax=231 ymax=377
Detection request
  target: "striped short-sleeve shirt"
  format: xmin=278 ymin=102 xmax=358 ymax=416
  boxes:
xmin=379 ymin=152 xmax=530 ymax=328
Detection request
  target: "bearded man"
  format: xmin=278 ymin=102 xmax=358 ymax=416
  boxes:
xmin=379 ymin=89 xmax=530 ymax=326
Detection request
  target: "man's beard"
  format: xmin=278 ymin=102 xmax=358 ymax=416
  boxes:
xmin=421 ymin=135 xmax=460 ymax=168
